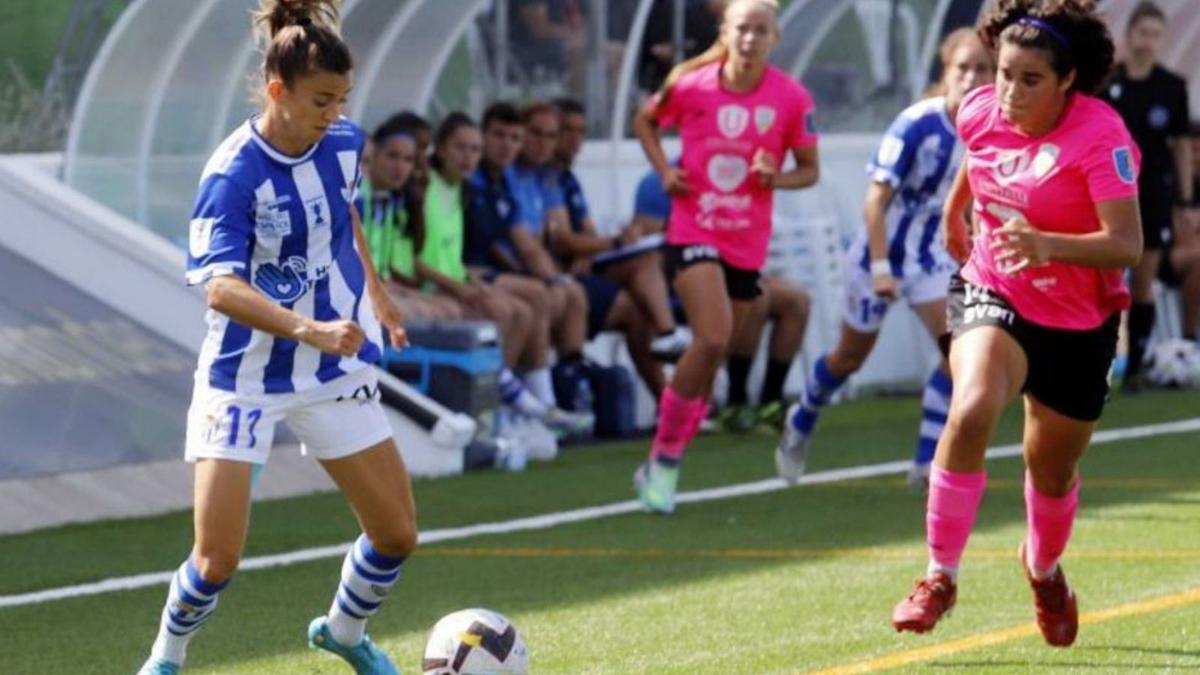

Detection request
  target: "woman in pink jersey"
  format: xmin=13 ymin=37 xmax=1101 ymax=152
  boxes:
xmin=630 ymin=0 xmax=820 ymax=513
xmin=891 ymin=0 xmax=1142 ymax=647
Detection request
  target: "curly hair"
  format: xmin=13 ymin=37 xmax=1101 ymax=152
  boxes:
xmin=977 ymin=0 xmax=1114 ymax=95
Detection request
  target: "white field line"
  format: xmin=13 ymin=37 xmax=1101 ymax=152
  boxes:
xmin=2 ymin=418 xmax=1198 ymax=610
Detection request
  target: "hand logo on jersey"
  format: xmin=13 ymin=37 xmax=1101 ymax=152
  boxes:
xmin=254 ymin=256 xmax=308 ymax=302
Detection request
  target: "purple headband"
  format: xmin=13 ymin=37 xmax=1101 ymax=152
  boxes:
xmin=1016 ymin=16 xmax=1069 ymax=48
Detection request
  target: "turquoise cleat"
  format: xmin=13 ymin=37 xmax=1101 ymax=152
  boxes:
xmin=308 ymin=616 xmax=399 ymax=675
xmin=136 ymin=658 xmax=180 ymax=675
xmin=634 ymin=460 xmax=679 ymax=514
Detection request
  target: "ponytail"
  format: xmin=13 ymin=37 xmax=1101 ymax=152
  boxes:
xmin=253 ymin=0 xmax=351 ymax=87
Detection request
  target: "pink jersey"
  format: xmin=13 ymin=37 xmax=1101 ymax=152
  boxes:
xmin=652 ymin=62 xmax=818 ymax=270
xmin=957 ymin=85 xmax=1140 ymax=330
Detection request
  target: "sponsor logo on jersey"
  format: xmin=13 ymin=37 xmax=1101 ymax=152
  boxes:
xmin=707 ymin=154 xmax=749 ymax=192
xmin=717 ymin=104 xmax=750 ymax=139
xmin=255 ymin=195 xmax=293 ymax=237
xmin=698 ymin=191 xmax=752 ymax=214
xmin=253 ymin=256 xmax=330 ymax=303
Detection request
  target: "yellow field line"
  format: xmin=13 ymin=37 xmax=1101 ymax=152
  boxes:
xmin=415 ymin=546 xmax=1200 ymax=561
xmin=808 ymin=586 xmax=1200 ymax=674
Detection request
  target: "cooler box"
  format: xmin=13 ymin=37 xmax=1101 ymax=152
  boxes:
xmin=381 ymin=319 xmax=502 ymax=421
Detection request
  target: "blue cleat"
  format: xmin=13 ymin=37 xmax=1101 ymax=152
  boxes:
xmin=308 ymin=616 xmax=399 ymax=674
xmin=136 ymin=658 xmax=180 ymax=675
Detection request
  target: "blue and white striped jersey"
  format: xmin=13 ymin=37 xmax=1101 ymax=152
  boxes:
xmin=186 ymin=116 xmax=381 ymax=395
xmin=847 ymin=96 xmax=962 ymax=278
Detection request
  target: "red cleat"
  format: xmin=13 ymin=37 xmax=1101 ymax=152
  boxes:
xmin=892 ymin=572 xmax=957 ymax=633
xmin=1018 ymin=541 xmax=1078 ymax=647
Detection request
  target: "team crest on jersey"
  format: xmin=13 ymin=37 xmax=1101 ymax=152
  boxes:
xmin=1113 ymin=146 xmax=1136 ymax=184
xmin=304 ymin=196 xmax=329 ymax=227
xmin=1032 ymin=143 xmax=1060 ymax=179
xmin=707 ymin=154 xmax=749 ymax=192
xmin=1148 ymin=105 xmax=1170 ymax=130
xmin=992 ymin=149 xmax=1031 ymax=186
xmin=754 ymin=106 xmax=776 ymax=134
xmin=717 ymin=105 xmax=750 ymax=139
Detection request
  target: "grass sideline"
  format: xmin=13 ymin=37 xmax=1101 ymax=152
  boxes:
xmin=0 ymin=389 xmax=1198 ymax=673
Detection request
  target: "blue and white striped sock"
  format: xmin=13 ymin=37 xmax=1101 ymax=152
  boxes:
xmin=914 ymin=368 xmax=952 ymax=465
xmin=500 ymin=368 xmax=548 ymax=418
xmin=327 ymin=534 xmax=406 ymax=646
xmin=149 ymin=557 xmax=229 ymax=665
xmin=790 ymin=355 xmax=846 ymax=435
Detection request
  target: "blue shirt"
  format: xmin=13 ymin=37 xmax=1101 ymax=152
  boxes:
xmin=633 ymin=168 xmax=672 ymax=221
xmin=187 ymin=116 xmax=380 ymax=395
xmin=849 ymin=96 xmax=960 ymax=278
xmin=465 ymin=165 xmax=520 ymax=269
xmin=558 ymin=166 xmax=590 ymax=233
xmin=509 ymin=162 xmax=565 ymax=239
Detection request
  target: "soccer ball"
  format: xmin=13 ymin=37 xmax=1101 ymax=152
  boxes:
xmin=1144 ymin=338 xmax=1200 ymax=388
xmin=422 ymin=608 xmax=529 ymax=674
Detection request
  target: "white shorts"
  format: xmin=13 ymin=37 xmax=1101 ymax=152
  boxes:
xmin=185 ymin=366 xmax=393 ymax=465
xmin=841 ymin=261 xmax=954 ymax=333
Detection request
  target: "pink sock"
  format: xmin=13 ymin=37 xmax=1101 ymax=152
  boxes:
xmin=1025 ymin=472 xmax=1079 ymax=578
xmin=682 ymin=397 xmax=710 ymax=441
xmin=651 ymin=387 xmax=706 ymax=464
xmin=926 ymin=466 xmax=987 ymax=578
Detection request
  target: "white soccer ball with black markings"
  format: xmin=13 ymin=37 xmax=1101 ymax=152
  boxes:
xmin=1144 ymin=338 xmax=1200 ymax=388
xmin=422 ymin=608 xmax=529 ymax=674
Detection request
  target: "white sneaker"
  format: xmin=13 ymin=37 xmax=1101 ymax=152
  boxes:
xmin=775 ymin=402 xmax=810 ymax=485
xmin=650 ymin=327 xmax=691 ymax=362
xmin=493 ymin=437 xmax=528 ymax=472
xmin=543 ymin=406 xmax=594 ymax=438
xmin=510 ymin=416 xmax=558 ymax=461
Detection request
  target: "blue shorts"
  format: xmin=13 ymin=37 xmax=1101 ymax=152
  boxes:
xmin=575 ymin=273 xmax=621 ymax=339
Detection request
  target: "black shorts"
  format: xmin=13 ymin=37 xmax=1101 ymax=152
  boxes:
xmin=575 ymin=273 xmax=621 ymax=339
xmin=664 ymin=243 xmax=762 ymax=301
xmin=946 ymin=275 xmax=1118 ymax=422
xmin=1138 ymin=187 xmax=1171 ymax=250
